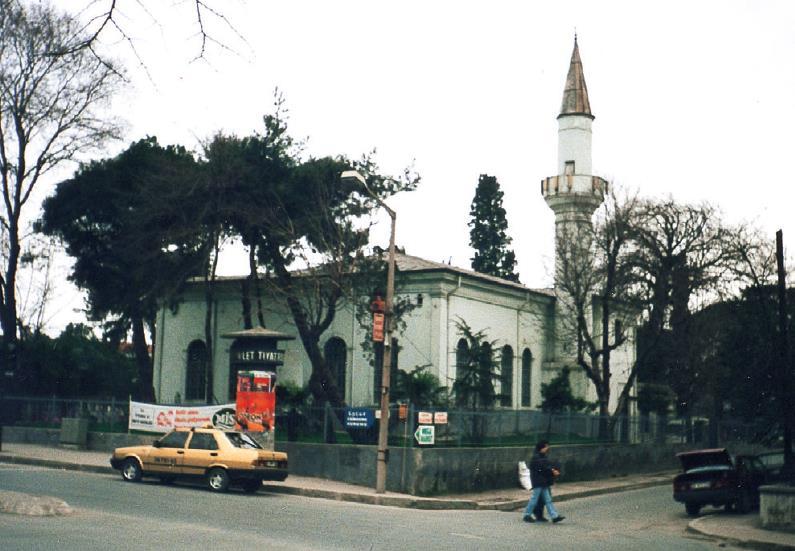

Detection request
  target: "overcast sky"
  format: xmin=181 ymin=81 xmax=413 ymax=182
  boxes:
xmin=38 ymin=0 xmax=795 ymax=334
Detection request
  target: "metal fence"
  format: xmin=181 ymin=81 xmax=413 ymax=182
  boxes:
xmin=273 ymin=404 xmax=767 ymax=448
xmin=1 ymin=395 xmax=766 ymax=448
xmin=3 ymin=396 xmax=129 ymax=434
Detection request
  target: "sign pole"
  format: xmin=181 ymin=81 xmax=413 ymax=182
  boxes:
xmin=340 ymin=169 xmax=396 ymax=494
xmin=376 ymin=206 xmax=396 ymax=494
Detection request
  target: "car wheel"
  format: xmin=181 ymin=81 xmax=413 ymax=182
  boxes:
xmin=242 ymin=480 xmax=261 ymax=494
xmin=737 ymin=490 xmax=752 ymax=514
xmin=685 ymin=502 xmax=701 ymax=517
xmin=207 ymin=468 xmax=230 ymax=492
xmin=121 ymin=458 xmax=142 ymax=482
xmin=159 ymin=475 xmax=176 ymax=485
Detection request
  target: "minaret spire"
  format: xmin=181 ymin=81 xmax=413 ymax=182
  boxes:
xmin=559 ymin=36 xmax=593 ymax=119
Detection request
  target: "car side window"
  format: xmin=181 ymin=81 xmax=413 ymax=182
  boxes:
xmin=158 ymin=431 xmax=189 ymax=449
xmin=188 ymin=432 xmax=218 ymax=450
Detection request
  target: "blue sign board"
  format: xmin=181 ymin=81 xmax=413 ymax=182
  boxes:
xmin=344 ymin=407 xmax=374 ymax=429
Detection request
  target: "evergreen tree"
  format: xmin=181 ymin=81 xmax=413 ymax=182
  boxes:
xmin=540 ymin=367 xmax=593 ymax=413
xmin=468 ymin=174 xmax=519 ymax=282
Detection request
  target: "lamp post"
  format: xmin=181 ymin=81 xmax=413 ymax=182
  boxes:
xmin=341 ymin=170 xmax=395 ymax=494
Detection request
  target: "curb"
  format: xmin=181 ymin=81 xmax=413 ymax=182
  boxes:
xmin=260 ymin=484 xmax=480 ymax=510
xmin=478 ymin=478 xmax=672 ymax=512
xmin=0 ymin=455 xmax=114 ymax=476
xmin=687 ymin=517 xmax=795 ymax=551
xmin=0 ymin=454 xmax=668 ymax=511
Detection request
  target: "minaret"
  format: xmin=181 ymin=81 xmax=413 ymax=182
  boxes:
xmin=542 ymin=37 xmax=607 ymax=282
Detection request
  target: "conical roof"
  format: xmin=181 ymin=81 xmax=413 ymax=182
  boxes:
xmin=558 ymin=37 xmax=594 ymax=120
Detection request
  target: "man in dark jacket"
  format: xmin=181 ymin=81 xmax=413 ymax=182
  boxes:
xmin=522 ymin=440 xmax=565 ymax=523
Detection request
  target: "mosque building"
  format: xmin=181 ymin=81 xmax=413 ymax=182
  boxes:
xmin=153 ymin=39 xmax=636 ymax=416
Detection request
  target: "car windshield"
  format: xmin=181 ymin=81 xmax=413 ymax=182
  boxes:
xmin=224 ymin=431 xmax=263 ymax=449
xmin=758 ymin=453 xmax=784 ymax=468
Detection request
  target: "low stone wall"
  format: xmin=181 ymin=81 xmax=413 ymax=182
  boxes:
xmin=760 ymin=485 xmax=795 ymax=531
xmin=3 ymin=426 xmax=155 ymax=451
xmin=3 ymin=426 xmax=767 ymax=496
xmin=276 ymin=441 xmax=723 ymax=495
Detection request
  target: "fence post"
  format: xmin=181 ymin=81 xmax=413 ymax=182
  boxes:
xmin=566 ymin=413 xmax=572 ymax=445
xmin=497 ymin=410 xmax=502 ymax=446
xmin=323 ymin=402 xmax=329 ymax=444
xmin=110 ymin=397 xmax=115 ymax=433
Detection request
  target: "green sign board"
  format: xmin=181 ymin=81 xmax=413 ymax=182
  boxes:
xmin=414 ymin=425 xmax=435 ymax=445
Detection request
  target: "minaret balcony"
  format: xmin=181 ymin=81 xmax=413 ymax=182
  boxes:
xmin=541 ymin=174 xmax=607 ymax=199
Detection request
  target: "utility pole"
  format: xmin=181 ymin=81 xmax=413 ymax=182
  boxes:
xmin=341 ymin=170 xmax=396 ymax=493
xmin=775 ymin=230 xmax=793 ymax=476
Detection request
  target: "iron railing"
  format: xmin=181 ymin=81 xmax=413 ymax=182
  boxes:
xmin=1 ymin=395 xmax=767 ymax=448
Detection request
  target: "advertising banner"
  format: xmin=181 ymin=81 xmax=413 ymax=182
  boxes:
xmin=235 ymin=370 xmax=276 ymax=432
xmin=128 ymin=401 xmax=236 ymax=433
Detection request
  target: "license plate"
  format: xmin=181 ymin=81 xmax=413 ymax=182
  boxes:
xmin=691 ymin=481 xmax=710 ymax=489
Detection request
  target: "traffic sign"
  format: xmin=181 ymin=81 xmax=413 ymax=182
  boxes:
xmin=414 ymin=425 xmax=435 ymax=445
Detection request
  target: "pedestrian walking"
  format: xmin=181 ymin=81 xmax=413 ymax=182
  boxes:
xmin=523 ymin=440 xmax=565 ymax=523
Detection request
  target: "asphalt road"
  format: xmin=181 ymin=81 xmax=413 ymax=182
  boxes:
xmin=0 ymin=464 xmax=743 ymax=551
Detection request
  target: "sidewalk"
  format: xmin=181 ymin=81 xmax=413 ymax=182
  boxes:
xmin=1 ymin=442 xmax=792 ymax=549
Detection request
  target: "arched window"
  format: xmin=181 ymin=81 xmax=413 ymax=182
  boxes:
xmin=521 ymin=348 xmax=533 ymax=407
xmin=185 ymin=340 xmax=207 ymax=402
xmin=324 ymin=337 xmax=348 ymax=401
xmin=500 ymin=345 xmax=514 ymax=407
xmin=373 ymin=338 xmax=399 ymax=404
xmin=456 ymin=338 xmax=469 ymax=370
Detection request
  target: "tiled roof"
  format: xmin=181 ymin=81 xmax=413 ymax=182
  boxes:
xmin=394 ymin=253 xmax=554 ymax=297
xmin=199 ymin=252 xmax=554 ymax=297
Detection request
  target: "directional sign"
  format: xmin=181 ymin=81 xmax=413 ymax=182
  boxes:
xmin=414 ymin=425 xmax=435 ymax=445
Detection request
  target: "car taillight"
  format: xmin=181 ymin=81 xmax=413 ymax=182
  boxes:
xmin=253 ymin=459 xmax=280 ymax=468
xmin=714 ymin=474 xmax=731 ymax=489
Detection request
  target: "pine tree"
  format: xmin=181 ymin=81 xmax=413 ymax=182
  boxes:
xmin=468 ymin=174 xmax=519 ymax=282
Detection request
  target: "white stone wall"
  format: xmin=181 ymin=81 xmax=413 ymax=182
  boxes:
xmin=557 ymin=115 xmax=593 ymax=175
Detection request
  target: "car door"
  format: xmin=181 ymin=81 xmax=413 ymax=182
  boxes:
xmin=145 ymin=430 xmax=188 ymax=475
xmin=182 ymin=431 xmax=221 ymax=476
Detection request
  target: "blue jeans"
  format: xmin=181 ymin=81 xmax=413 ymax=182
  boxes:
xmin=523 ymin=486 xmax=558 ymax=519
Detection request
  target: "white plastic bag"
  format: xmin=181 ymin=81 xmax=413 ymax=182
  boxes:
xmin=518 ymin=460 xmax=532 ymax=490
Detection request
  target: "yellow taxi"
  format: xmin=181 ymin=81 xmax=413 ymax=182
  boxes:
xmin=110 ymin=426 xmax=288 ymax=493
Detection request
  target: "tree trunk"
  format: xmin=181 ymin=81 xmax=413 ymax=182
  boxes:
xmin=131 ymin=314 xmax=155 ymax=402
xmin=265 ymin=244 xmax=343 ymax=408
xmin=247 ymin=243 xmax=265 ymax=327
xmin=1 ymin=218 xmax=21 ymax=379
xmin=202 ymin=235 xmax=221 ymax=404
xmin=240 ymin=278 xmax=253 ymax=330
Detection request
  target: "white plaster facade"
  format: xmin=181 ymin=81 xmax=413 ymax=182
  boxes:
xmin=153 ymin=257 xmax=558 ymax=409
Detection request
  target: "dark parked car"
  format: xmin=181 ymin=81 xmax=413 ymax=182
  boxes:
xmin=672 ymin=448 xmax=769 ymax=516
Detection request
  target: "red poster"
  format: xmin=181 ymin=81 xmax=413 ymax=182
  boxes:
xmin=235 ymin=371 xmax=276 ymax=432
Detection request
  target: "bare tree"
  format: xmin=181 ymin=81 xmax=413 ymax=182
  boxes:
xmin=627 ymin=198 xmax=738 ymax=417
xmin=56 ymin=1 xmax=246 ymax=69
xmin=0 ymin=0 xmax=122 ymax=373
xmin=554 ymin=190 xmax=642 ymax=435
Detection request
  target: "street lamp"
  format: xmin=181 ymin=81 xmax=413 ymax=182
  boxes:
xmin=341 ymin=169 xmax=395 ymax=494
